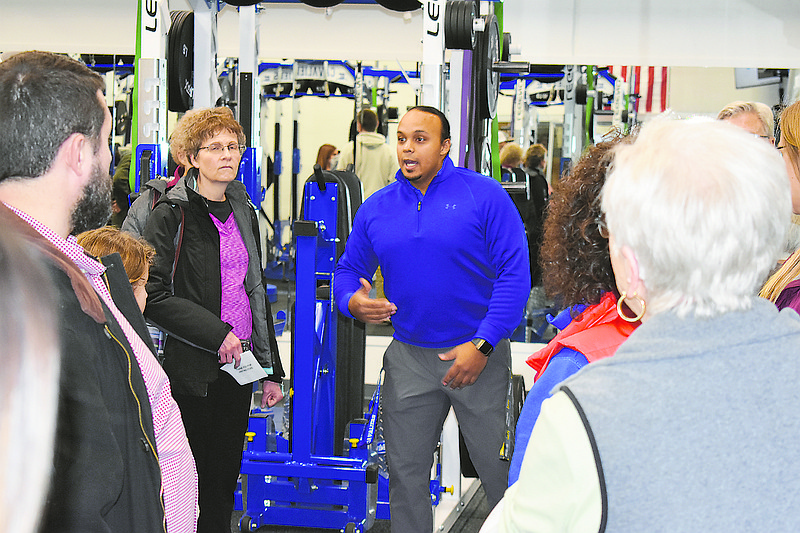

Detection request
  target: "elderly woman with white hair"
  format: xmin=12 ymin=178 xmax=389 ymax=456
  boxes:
xmin=483 ymin=117 xmax=800 ymax=533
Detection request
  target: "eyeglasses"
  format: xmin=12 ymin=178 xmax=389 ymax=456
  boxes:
xmin=197 ymin=143 xmax=246 ymax=156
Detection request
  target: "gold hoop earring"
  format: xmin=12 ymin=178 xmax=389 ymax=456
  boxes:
xmin=617 ymin=291 xmax=645 ymax=323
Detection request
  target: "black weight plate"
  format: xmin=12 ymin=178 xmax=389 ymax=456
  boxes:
xmin=449 ymin=1 xmax=468 ymax=50
xmin=114 ymin=100 xmax=129 ymax=137
xmin=502 ymin=32 xmax=511 ymax=62
xmin=455 ymin=2 xmax=468 ymax=49
xmin=225 ymin=0 xmax=260 ymax=5
xmin=463 ymin=1 xmax=476 ymax=50
xmin=477 ymin=14 xmax=499 ymax=120
xmin=169 ymin=11 xmax=185 ymax=102
xmin=575 ymin=82 xmax=587 ymax=106
xmin=168 ymin=10 xmax=193 ymax=113
xmin=376 ymin=104 xmax=389 ymax=137
xmin=486 ymin=15 xmax=499 ymax=118
xmin=446 ymin=0 xmax=482 ymax=50
xmin=375 ymin=0 xmax=422 ymax=12
xmin=444 ymin=1 xmax=458 ymax=49
xmin=447 ymin=1 xmax=469 ymax=50
xmin=218 ymin=75 xmax=234 ymax=103
xmin=167 ymin=12 xmax=179 ymax=108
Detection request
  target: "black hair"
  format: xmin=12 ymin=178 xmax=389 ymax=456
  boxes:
xmin=0 ymin=51 xmax=105 ymax=182
xmin=408 ymin=105 xmax=451 ymax=143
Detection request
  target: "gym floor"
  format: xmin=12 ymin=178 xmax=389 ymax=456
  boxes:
xmin=231 ymin=487 xmax=490 ymax=533
xmin=231 ymin=279 xmax=493 ymax=532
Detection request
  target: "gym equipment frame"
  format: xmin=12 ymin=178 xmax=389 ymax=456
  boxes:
xmin=238 ymin=172 xmax=380 ymax=533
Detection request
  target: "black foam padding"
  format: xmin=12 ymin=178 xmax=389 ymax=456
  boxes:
xmin=300 ymin=0 xmax=344 ymax=6
xmin=375 ymin=0 xmax=422 ymax=12
xmin=168 ymin=10 xmax=194 ymax=112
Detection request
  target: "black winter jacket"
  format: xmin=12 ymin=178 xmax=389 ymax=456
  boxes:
xmin=44 ymin=255 xmax=166 ymax=532
xmin=143 ymin=174 xmax=284 ymax=396
xmin=0 ymin=204 xmax=165 ymax=532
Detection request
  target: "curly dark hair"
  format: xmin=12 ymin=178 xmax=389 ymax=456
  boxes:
xmin=541 ymin=135 xmax=627 ymax=309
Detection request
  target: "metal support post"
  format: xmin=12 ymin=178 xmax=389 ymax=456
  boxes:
xmin=561 ymin=64 xmax=584 ymax=175
xmin=188 ymin=0 xmax=220 ymax=109
xmin=291 ymin=97 xmax=300 ymax=223
xmin=421 ymin=0 xmax=447 ymax=109
xmin=448 ymin=50 xmax=470 ymax=168
xmin=238 ymin=4 xmax=263 ymax=208
xmin=513 ymin=78 xmax=526 ymax=148
xmin=133 ymin=0 xmax=169 ymax=193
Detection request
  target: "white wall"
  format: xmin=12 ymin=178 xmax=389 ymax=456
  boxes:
xmin=504 ymin=0 xmax=800 ymax=68
xmin=667 ymin=67 xmax=781 ymax=116
xmin=4 ymin=0 xmax=800 ymax=66
xmin=0 ymin=0 xmax=138 ymax=56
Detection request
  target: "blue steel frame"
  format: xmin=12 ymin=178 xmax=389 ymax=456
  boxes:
xmin=133 ymin=142 xmax=165 ymax=193
xmin=239 ymin=147 xmax=263 ymax=210
xmin=239 ymin=178 xmax=378 ymax=533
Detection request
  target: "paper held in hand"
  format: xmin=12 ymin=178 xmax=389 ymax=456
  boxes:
xmin=220 ymin=350 xmax=269 ymax=385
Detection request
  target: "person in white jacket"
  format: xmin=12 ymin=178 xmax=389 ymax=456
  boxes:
xmin=337 ymin=108 xmax=399 ymax=302
xmin=337 ymin=108 xmax=399 ymax=199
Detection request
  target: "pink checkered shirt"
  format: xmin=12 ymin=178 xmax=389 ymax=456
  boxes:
xmin=8 ymin=206 xmax=199 ymax=533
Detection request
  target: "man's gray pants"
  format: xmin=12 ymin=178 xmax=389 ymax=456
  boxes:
xmin=381 ymin=339 xmax=511 ymax=533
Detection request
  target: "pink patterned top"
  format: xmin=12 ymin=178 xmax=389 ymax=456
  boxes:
xmin=210 ymin=211 xmax=252 ymax=341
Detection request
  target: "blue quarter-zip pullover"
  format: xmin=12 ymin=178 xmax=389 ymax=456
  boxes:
xmin=334 ymin=156 xmax=530 ymax=348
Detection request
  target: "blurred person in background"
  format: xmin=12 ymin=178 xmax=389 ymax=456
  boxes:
xmin=0 ymin=230 xmax=60 ymax=533
xmin=760 ymin=100 xmax=800 ymax=313
xmin=316 ymin=143 xmax=339 ymax=171
xmin=78 ymin=226 xmax=155 ymax=312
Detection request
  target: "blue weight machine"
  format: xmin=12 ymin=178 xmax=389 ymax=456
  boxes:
xmin=238 ymin=168 xmax=387 ymax=533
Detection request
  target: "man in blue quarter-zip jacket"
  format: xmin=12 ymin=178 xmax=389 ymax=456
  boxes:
xmin=334 ymin=106 xmax=530 ymax=532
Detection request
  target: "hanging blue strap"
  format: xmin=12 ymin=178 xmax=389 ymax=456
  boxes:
xmin=360 ymin=368 xmax=384 ymax=446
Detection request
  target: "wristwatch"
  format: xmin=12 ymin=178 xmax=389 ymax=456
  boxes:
xmin=471 ymin=338 xmax=494 ymax=357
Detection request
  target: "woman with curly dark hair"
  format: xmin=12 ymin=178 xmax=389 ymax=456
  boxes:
xmin=508 ymin=135 xmax=640 ymax=485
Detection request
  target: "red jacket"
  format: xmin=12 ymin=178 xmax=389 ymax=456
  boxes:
xmin=526 ymin=292 xmax=639 ymax=380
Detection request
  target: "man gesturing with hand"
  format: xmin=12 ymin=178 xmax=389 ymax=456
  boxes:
xmin=334 ymin=106 xmax=529 ymax=532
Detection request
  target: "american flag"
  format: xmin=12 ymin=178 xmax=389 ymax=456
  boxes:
xmin=606 ymin=66 xmax=669 ymax=114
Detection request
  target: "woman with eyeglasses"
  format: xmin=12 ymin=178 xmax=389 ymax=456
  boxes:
xmin=760 ymin=100 xmax=800 ymax=313
xmin=508 ymin=134 xmax=640 ymax=486
xmin=142 ymin=107 xmax=285 ymax=533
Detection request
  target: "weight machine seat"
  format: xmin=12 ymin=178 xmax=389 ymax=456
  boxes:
xmin=304 ymin=167 xmax=362 ymax=249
